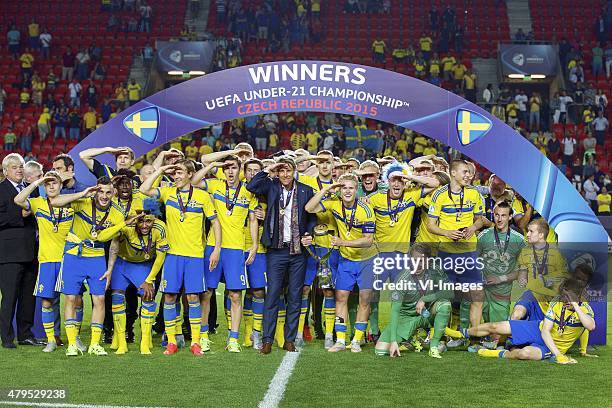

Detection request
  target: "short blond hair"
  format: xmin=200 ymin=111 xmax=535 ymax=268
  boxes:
xmin=338 ymin=173 xmax=359 ymax=186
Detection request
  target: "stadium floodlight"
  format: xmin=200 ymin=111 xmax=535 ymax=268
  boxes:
xmin=508 ymin=74 xmax=524 ymax=79
xmin=189 ymin=71 xmax=206 ymax=75
xmin=530 ymin=74 xmax=546 ymax=79
xmin=168 ymin=70 xmax=184 ymax=75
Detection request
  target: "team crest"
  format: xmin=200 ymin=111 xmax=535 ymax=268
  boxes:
xmin=123 ymin=107 xmax=159 ymax=143
xmin=456 ymin=109 xmax=492 ymax=146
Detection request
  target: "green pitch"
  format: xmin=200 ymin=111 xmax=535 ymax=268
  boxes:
xmin=0 ymin=293 xmax=610 ymax=408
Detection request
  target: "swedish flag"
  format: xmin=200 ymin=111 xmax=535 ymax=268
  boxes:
xmin=456 ymin=109 xmax=492 ymax=146
xmin=123 ymin=107 xmax=159 ymax=143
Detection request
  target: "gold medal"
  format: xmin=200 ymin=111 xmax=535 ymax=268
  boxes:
xmin=91 ymin=230 xmax=98 ymax=239
xmin=389 ymin=220 xmax=396 ymax=227
xmin=53 ymin=225 xmax=58 ymax=233
xmin=279 ymin=208 xmax=285 ymax=216
xmin=180 ymin=213 xmax=185 ymax=222
xmin=226 ymin=209 xmax=233 ymax=216
xmin=144 ymin=253 xmax=150 ymax=260
xmin=347 ymin=231 xmax=351 ymax=238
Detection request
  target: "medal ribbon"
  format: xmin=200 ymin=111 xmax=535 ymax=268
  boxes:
xmin=138 ymin=231 xmax=153 ymax=256
xmin=91 ymin=199 xmax=110 ymax=235
xmin=225 ymin=181 xmax=243 ymax=213
xmin=493 ymin=227 xmax=511 ymax=255
xmin=176 ymin=185 xmax=193 ymax=219
xmin=448 ymin=187 xmax=464 ymax=222
xmin=47 ymin=197 xmax=60 ymax=231
xmin=341 ymin=202 xmax=357 ymax=236
xmin=387 ymin=190 xmax=404 ymax=224
xmin=280 ymin=186 xmax=294 ymax=212
xmin=531 ymin=244 xmax=549 ymax=280
xmin=120 ymin=197 xmax=132 ymax=219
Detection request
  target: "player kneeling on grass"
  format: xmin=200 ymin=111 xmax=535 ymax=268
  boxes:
xmin=374 ymin=243 xmax=453 ymax=359
xmin=107 ymin=199 xmax=169 ymax=355
xmin=49 ymin=177 xmax=142 ymax=356
xmin=451 ymin=278 xmax=595 ymax=364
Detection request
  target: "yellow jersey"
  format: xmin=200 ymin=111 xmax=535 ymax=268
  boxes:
xmin=156 ymin=186 xmax=217 ymax=257
xmin=202 ymin=179 xmax=258 ymax=250
xmin=428 ymin=185 xmax=485 ymax=253
xmin=28 ymin=197 xmax=73 ymax=263
xmin=321 ymin=198 xmax=376 ymax=261
xmin=415 ymin=192 xmax=439 ymax=246
xmin=117 ymin=219 xmax=169 ymax=263
xmin=541 ymin=299 xmax=594 ymax=355
xmin=299 ymin=174 xmax=337 ymax=248
xmin=369 ymin=188 xmax=423 ymax=253
xmin=127 ymin=83 xmax=141 ymax=100
xmin=66 ymin=198 xmax=126 ymax=257
xmin=597 ymin=193 xmax=611 ymax=213
xmin=419 ymin=37 xmax=432 ymax=51
xmin=112 ymin=194 xmax=144 ymax=219
xmin=442 ymin=56 xmax=456 ymax=71
xmin=517 ymin=244 xmax=568 ymax=302
xmin=244 ymin=201 xmax=267 ymax=254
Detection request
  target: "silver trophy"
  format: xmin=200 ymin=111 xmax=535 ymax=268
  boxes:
xmin=305 ymin=224 xmax=334 ymax=289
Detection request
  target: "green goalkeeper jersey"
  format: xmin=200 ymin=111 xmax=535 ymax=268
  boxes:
xmin=477 ymin=227 xmax=525 ymax=299
xmin=390 ymin=267 xmax=453 ymax=316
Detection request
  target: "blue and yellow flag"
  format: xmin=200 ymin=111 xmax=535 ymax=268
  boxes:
xmin=456 ymin=109 xmax=492 ymax=146
xmin=123 ymin=107 xmax=159 ymax=143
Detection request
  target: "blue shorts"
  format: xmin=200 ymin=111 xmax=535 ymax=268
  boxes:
xmin=245 ymin=252 xmax=266 ymax=289
xmin=335 ymin=256 xmax=375 ymax=291
xmin=161 ymin=254 xmax=206 ymax=294
xmin=204 ymin=247 xmax=247 ymax=290
xmin=515 ymin=290 xmax=546 ymax=321
xmin=438 ymin=251 xmax=483 ymax=285
xmin=508 ymin=319 xmax=552 ymax=360
xmin=110 ymin=257 xmax=153 ymax=296
xmin=373 ymin=252 xmax=407 ymax=287
xmin=305 ymin=247 xmax=339 ymax=286
xmin=34 ymin=262 xmax=61 ymax=299
xmin=58 ymin=253 xmax=107 ymax=296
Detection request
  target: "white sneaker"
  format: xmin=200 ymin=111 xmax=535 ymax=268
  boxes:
xmin=75 ymin=336 xmax=87 ymax=353
xmin=350 ymin=340 xmax=362 ymax=353
xmin=447 ymin=338 xmax=468 ymax=348
xmin=327 ymin=341 xmax=346 ymax=352
xmin=42 ymin=341 xmax=57 ymax=353
xmin=324 ymin=335 xmax=334 ymax=350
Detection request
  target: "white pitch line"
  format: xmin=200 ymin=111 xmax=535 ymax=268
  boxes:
xmin=0 ymin=402 xmax=170 ymax=408
xmin=258 ymin=351 xmax=300 ymax=408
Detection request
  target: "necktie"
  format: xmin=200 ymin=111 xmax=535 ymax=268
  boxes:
xmin=16 ymin=183 xmax=25 ymax=192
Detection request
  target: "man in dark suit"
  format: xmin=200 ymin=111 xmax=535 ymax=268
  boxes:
xmin=246 ymin=156 xmax=316 ymax=353
xmin=0 ymin=153 xmax=42 ymax=348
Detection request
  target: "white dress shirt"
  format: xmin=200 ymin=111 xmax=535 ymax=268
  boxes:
xmin=281 ymin=186 xmax=295 ymax=243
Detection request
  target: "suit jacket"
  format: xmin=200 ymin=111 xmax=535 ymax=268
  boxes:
xmin=246 ymin=171 xmax=316 ymax=249
xmin=0 ymin=179 xmax=37 ymax=263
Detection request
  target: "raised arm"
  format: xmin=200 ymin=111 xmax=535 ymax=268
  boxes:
xmin=140 ymin=165 xmax=176 ymax=197
xmin=14 ymin=177 xmax=48 ymax=209
xmin=305 ymin=182 xmax=341 ymax=214
xmin=200 ymin=148 xmax=244 ymax=164
xmin=49 ymin=185 xmax=98 ymax=208
xmin=79 ymin=146 xmax=128 ymax=171
xmin=191 ymin=161 xmax=225 ymax=186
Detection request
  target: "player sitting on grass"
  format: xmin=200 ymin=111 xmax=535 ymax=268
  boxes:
xmin=374 ymin=243 xmax=453 ymax=359
xmin=449 ymin=278 xmax=595 ymax=364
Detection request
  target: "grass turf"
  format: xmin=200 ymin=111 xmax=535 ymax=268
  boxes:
xmin=0 ymin=291 xmax=610 ymax=408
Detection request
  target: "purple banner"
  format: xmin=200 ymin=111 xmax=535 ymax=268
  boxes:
xmin=69 ymin=61 xmax=608 ymax=343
